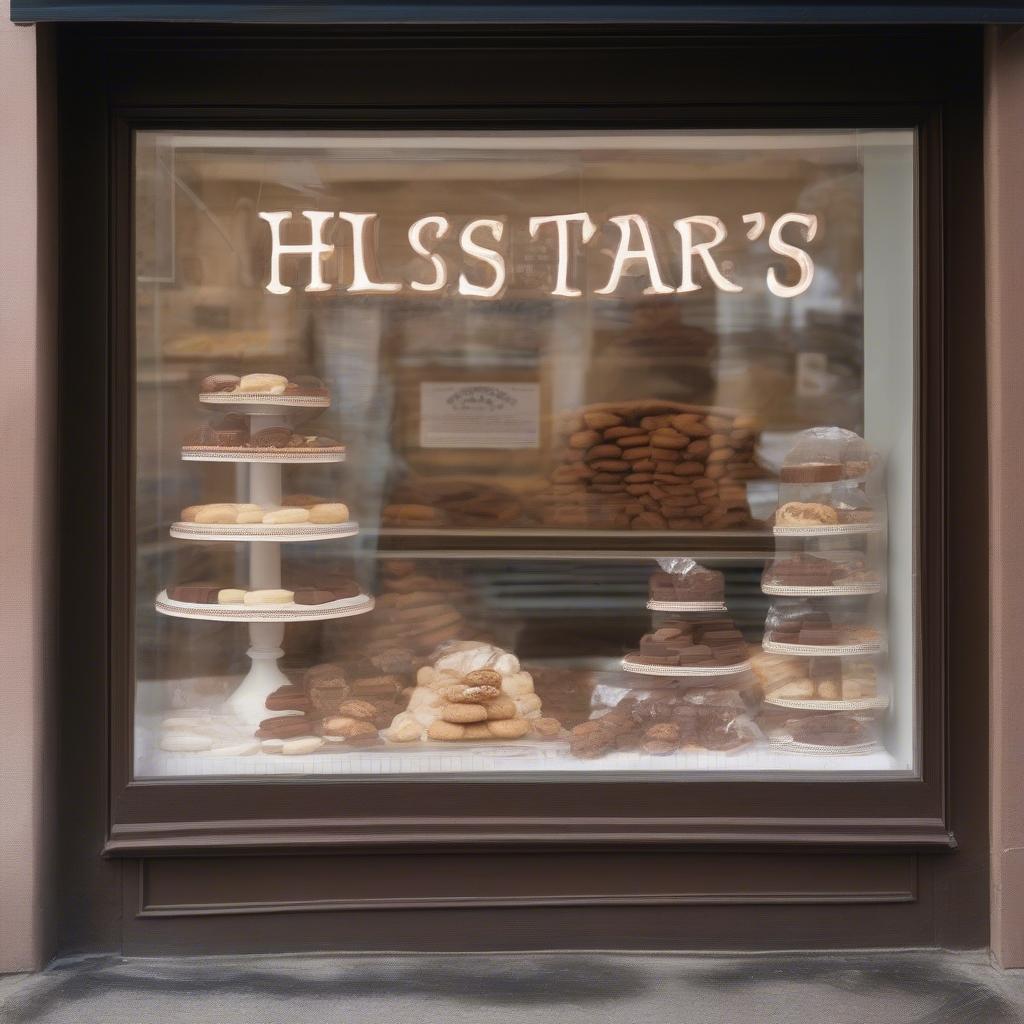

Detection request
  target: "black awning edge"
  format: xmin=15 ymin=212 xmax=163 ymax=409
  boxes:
xmin=10 ymin=0 xmax=1024 ymax=25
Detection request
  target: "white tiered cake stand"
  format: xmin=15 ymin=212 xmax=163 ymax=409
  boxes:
xmin=156 ymin=394 xmax=374 ymax=727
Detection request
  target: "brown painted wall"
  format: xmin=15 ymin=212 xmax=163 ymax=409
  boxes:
xmin=986 ymin=24 xmax=1024 ymax=971
xmin=0 ymin=5 xmax=56 ymax=973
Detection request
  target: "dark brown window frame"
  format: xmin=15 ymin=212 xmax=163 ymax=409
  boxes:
xmin=53 ymin=25 xmax=985 ymax=859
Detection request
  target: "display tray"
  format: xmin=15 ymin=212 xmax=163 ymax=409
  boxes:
xmin=169 ymin=520 xmax=358 ymax=542
xmin=181 ymin=447 xmax=345 ymax=464
xmin=760 ymin=580 xmax=883 ymax=597
xmin=646 ymin=599 xmax=728 ymax=612
xmin=198 ymin=392 xmax=329 ymax=412
xmin=762 ymin=637 xmax=884 ymax=657
xmin=155 ymin=590 xmax=374 ymax=622
xmin=767 ymin=736 xmax=883 ymax=756
xmin=620 ymin=652 xmax=753 ymax=677
xmin=772 ymin=522 xmax=882 ymax=538
xmin=763 ymin=694 xmax=890 ymax=711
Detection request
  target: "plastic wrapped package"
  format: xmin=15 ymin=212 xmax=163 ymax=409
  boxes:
xmin=760 ymin=707 xmax=882 ymax=753
xmin=763 ymin=598 xmax=882 ymax=654
xmin=567 ymin=686 xmax=763 ymax=759
xmin=760 ymin=548 xmax=881 ymax=595
xmin=774 ymin=427 xmax=884 ymax=533
xmin=750 ymin=650 xmax=884 ymax=705
xmin=382 ymin=641 xmax=561 ymax=744
xmin=624 ymin=615 xmax=751 ymax=671
xmin=647 ymin=557 xmax=725 ymax=607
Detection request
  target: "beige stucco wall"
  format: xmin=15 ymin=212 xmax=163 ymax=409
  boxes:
xmin=0 ymin=3 xmax=53 ymax=973
xmin=987 ymin=24 xmax=1024 ymax=971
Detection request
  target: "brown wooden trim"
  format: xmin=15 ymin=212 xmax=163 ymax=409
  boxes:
xmin=53 ymin=23 xmax=988 ymax=952
xmin=106 ymin=814 xmax=956 ymax=856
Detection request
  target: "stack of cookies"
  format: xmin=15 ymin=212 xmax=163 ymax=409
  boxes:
xmin=536 ymin=400 xmax=762 ymax=530
xmin=569 ymin=689 xmax=754 ymax=759
xmin=383 ymin=641 xmax=561 ymax=744
xmin=352 ymin=561 xmax=477 ymax=657
xmin=260 ymin=653 xmax=413 ymax=749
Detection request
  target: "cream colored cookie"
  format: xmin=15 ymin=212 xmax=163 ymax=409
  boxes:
xmin=260 ymin=738 xmax=285 ymax=753
xmin=236 ymin=510 xmax=266 ymax=524
xmin=502 ymin=672 xmax=535 ymax=697
xmin=484 ymin=696 xmax=517 ymax=721
xmin=428 ymin=720 xmax=466 ymax=741
xmin=280 ymin=736 xmax=324 ymax=755
xmin=217 ymin=588 xmax=247 ymax=604
xmin=207 ymin=741 xmax=259 ymax=756
xmin=243 ymin=589 xmax=294 ymax=605
xmin=195 ymin=506 xmax=241 ymax=525
xmin=384 ymin=715 xmax=423 ymax=743
xmin=263 ymin=507 xmax=310 ymax=524
xmin=238 ymin=372 xmax=288 ymax=393
xmin=309 ymin=503 xmax=349 ymax=524
xmin=488 ymin=718 xmax=530 ymax=739
xmin=440 ymin=702 xmax=488 ymax=724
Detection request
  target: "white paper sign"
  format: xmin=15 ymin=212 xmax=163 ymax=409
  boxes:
xmin=419 ymin=382 xmax=540 ymax=449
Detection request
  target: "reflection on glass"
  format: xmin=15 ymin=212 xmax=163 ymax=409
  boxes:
xmin=133 ymin=130 xmax=917 ymax=777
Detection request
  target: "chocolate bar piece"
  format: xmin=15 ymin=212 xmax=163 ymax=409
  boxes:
xmin=255 ymin=715 xmax=318 ymax=739
xmin=167 ymin=582 xmax=220 ymax=603
xmin=292 ymin=588 xmax=338 ymax=605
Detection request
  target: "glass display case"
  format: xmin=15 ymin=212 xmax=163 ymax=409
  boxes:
xmin=131 ymin=128 xmax=918 ymax=778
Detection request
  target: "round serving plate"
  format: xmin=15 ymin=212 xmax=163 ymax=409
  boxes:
xmin=772 ymin=521 xmax=882 ymax=538
xmin=181 ymin=447 xmax=345 ymax=464
xmin=155 ymin=590 xmax=374 ymax=623
xmin=762 ymin=638 xmax=884 ymax=657
xmin=170 ymin=520 xmax=359 ymax=543
xmin=760 ymin=581 xmax=882 ymax=597
xmin=621 ymin=653 xmax=753 ymax=677
xmin=763 ymin=694 xmax=890 ymax=712
xmin=646 ymin=600 xmax=728 ymax=612
xmin=768 ymin=735 xmax=882 ymax=756
xmin=198 ymin=393 xmax=330 ymax=413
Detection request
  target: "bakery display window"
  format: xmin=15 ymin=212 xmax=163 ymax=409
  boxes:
xmin=133 ymin=129 xmax=917 ymax=778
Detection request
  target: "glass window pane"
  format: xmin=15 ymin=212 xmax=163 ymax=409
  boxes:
xmin=133 ymin=129 xmax=917 ymax=778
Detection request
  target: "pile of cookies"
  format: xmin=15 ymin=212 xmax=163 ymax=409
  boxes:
xmin=183 ymin=415 xmax=342 ymax=452
xmin=384 ymin=478 xmax=524 ymax=528
xmin=199 ymin=372 xmax=329 ymax=398
xmin=569 ymin=688 xmax=755 ymax=759
xmin=751 ymin=650 xmax=878 ymax=701
xmin=179 ymin=500 xmax=349 ymax=526
xmin=536 ymin=400 xmax=762 ymax=530
xmin=383 ymin=641 xmax=561 ymax=743
xmin=354 ymin=561 xmax=478 ymax=656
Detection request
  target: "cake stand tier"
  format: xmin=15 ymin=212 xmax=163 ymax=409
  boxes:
xmin=170 ymin=520 xmax=359 ymax=543
xmin=773 ymin=522 xmax=882 ymax=538
xmin=181 ymin=447 xmax=345 ymax=464
xmin=155 ymin=590 xmax=374 ymax=623
xmin=762 ymin=638 xmax=884 ymax=657
xmin=646 ymin=599 xmax=727 ymax=612
xmin=760 ymin=580 xmax=882 ymax=597
xmin=199 ymin=393 xmax=330 ymax=413
xmin=620 ymin=653 xmax=752 ymax=677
